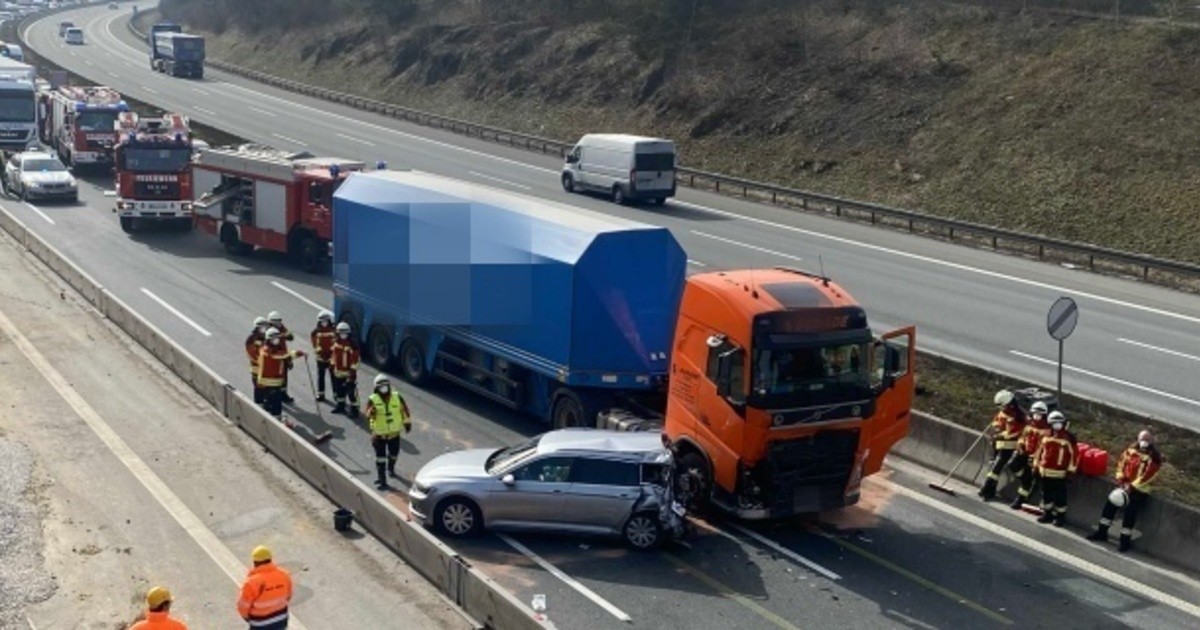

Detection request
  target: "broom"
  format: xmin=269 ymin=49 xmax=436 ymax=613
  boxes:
xmin=285 ymin=354 xmax=334 ymax=444
xmin=928 ymin=425 xmax=990 ymax=497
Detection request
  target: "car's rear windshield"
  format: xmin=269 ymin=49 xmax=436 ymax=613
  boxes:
xmin=635 ymin=152 xmax=674 ymax=171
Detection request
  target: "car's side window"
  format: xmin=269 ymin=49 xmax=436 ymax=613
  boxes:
xmin=570 ymin=457 xmax=639 ymax=487
xmin=513 ymin=457 xmax=574 ymax=483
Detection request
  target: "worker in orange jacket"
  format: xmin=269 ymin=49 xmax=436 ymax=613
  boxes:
xmin=1034 ymin=410 xmax=1078 ymax=526
xmin=1007 ymin=401 xmax=1050 ymax=510
xmin=979 ymin=389 xmax=1027 ymax=501
xmin=131 ymin=586 xmax=188 ymax=630
xmin=1087 ymin=430 xmax=1164 ymax=552
xmin=257 ymin=328 xmax=305 ymax=421
xmin=245 ymin=316 xmax=268 ymax=405
xmin=267 ymin=311 xmax=296 ymax=404
xmin=310 ymin=311 xmax=337 ymax=403
xmin=330 ymin=322 xmax=360 ymax=418
xmin=237 ymin=546 xmax=293 ymax=629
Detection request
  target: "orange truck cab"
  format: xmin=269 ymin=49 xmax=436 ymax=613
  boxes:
xmin=663 ymin=267 xmax=915 ymax=519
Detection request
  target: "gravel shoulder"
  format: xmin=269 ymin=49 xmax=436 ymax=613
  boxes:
xmin=0 ymin=228 xmax=471 ymax=629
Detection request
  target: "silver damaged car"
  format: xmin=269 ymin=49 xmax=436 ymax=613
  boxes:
xmin=410 ymin=429 xmax=686 ymax=550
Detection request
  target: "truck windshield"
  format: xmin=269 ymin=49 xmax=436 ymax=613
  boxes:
xmin=0 ymin=94 xmax=34 ymax=123
xmin=122 ymin=147 xmax=191 ymax=173
xmin=751 ymin=340 xmax=870 ymax=405
xmin=77 ymin=111 xmax=119 ymax=132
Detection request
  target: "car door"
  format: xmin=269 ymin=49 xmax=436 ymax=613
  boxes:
xmin=562 ymin=456 xmax=642 ymax=534
xmin=486 ymin=456 xmax=574 ymax=529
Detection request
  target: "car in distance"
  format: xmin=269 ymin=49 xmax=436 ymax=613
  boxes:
xmin=561 ymin=133 xmax=677 ymax=206
xmin=3 ymin=150 xmax=78 ymax=202
xmin=409 ymin=429 xmax=686 ymax=550
xmin=58 ymin=21 xmax=75 ymax=37
xmin=64 ymin=27 xmax=84 ymax=45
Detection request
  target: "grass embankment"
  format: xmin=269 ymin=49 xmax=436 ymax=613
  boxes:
xmin=161 ymin=0 xmax=1200 ymax=265
xmin=916 ymin=352 xmax=1200 ymax=506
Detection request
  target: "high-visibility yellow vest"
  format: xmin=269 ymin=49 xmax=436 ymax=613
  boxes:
xmin=368 ymin=392 xmax=408 ymax=437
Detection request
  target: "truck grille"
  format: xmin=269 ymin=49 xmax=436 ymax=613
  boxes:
xmin=764 ymin=429 xmax=859 ymax=512
xmin=133 ymin=181 xmax=181 ymax=199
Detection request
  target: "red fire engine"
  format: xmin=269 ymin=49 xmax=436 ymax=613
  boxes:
xmin=192 ymin=144 xmax=365 ymax=272
xmin=40 ymin=85 xmax=129 ymax=167
xmin=112 ymin=111 xmax=195 ymax=233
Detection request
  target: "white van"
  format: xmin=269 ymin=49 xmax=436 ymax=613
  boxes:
xmin=562 ymin=134 xmax=676 ymax=206
xmin=64 ymin=27 xmax=84 ymax=46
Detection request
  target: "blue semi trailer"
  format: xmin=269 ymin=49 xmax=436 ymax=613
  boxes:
xmin=148 ymin=23 xmax=205 ymax=79
xmin=332 ymin=170 xmax=687 ymax=427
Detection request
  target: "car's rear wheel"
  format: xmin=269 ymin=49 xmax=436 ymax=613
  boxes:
xmin=623 ymin=512 xmax=663 ymax=550
xmin=611 ymin=185 xmax=626 ymax=205
xmin=436 ymin=497 xmax=483 ymax=537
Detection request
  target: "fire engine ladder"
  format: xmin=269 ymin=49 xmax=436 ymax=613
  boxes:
xmin=192 ymin=185 xmax=240 ymax=210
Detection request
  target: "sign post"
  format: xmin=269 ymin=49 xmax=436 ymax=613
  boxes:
xmin=1046 ymin=296 xmax=1079 ymax=404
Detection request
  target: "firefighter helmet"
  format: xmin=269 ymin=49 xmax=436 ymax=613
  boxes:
xmin=253 ymin=316 xmax=267 ymax=328
xmin=1048 ymin=410 xmax=1066 ymax=428
xmin=265 ymin=327 xmax=281 ymax=340
xmin=335 ymin=322 xmax=351 ymax=334
xmin=994 ymin=389 xmax=1014 ymax=406
xmin=1030 ymin=401 xmax=1048 ymax=415
xmin=318 ymin=310 xmax=333 ymax=323
xmin=268 ymin=311 xmax=283 ymax=324
xmin=374 ymin=373 xmax=390 ymax=387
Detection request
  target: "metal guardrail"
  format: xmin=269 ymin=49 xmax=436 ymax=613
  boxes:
xmin=120 ymin=16 xmax=1200 ymax=288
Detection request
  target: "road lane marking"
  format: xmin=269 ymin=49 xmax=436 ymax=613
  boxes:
xmin=336 ymin=132 xmax=375 ymax=146
xmin=691 ymin=230 xmax=803 ymax=262
xmin=23 ymin=202 xmax=55 ymax=225
xmin=687 ymin=259 xmax=707 ymax=267
xmin=1118 ymin=338 xmax=1200 ymax=363
xmin=728 ymin=523 xmax=842 ymax=581
xmin=271 ymin=133 xmax=306 ymax=146
xmin=193 ymin=88 xmax=211 ymax=96
xmin=675 ymin=198 xmax=1200 ymax=327
xmin=271 ymin=281 xmax=324 ymax=311
xmin=141 ymin=85 xmax=158 ymax=94
xmin=0 ymin=308 xmax=308 ymax=630
xmin=195 ymin=107 xmax=217 ymax=116
xmin=248 ymin=106 xmax=276 ymax=118
xmin=660 ymin=553 xmax=799 ymax=630
xmin=820 ymin=532 xmax=1012 ymax=625
xmin=496 ymin=534 xmax=632 ymax=624
xmin=140 ymin=288 xmax=212 ymax=337
xmin=873 ymin=476 xmax=1200 ymax=621
xmin=1009 ymin=350 xmax=1200 ymax=407
xmin=468 ymin=171 xmax=530 ymax=190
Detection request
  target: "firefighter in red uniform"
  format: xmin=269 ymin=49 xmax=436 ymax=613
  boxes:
xmin=979 ymin=389 xmax=1027 ymax=501
xmin=257 ymin=328 xmax=304 ymax=421
xmin=310 ymin=311 xmax=337 ymax=403
xmin=1008 ymin=400 xmax=1050 ymax=510
xmin=1087 ymin=430 xmax=1163 ymax=552
xmin=267 ymin=311 xmax=296 ymax=404
xmin=330 ymin=322 xmax=360 ymax=418
xmin=245 ymin=316 xmax=268 ymax=405
xmin=1034 ymin=410 xmax=1078 ymax=526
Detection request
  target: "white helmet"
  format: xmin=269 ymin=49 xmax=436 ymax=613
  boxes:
xmin=1108 ymin=488 xmax=1128 ymax=508
xmin=1048 ymin=410 xmax=1066 ymax=428
xmin=264 ymin=327 xmax=281 ymax=340
xmin=1030 ymin=401 xmax=1049 ymax=415
xmin=336 ymin=322 xmax=351 ymax=334
xmin=253 ymin=316 xmax=267 ymax=328
xmin=994 ymin=389 xmax=1014 ymax=406
xmin=374 ymin=374 xmax=390 ymax=387
xmin=318 ymin=310 xmax=333 ymax=323
xmin=268 ymin=311 xmax=283 ymax=324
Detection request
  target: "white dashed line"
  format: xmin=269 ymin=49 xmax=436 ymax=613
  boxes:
xmin=691 ymin=230 xmax=803 ymax=262
xmin=139 ymin=288 xmax=212 ymax=337
xmin=270 ymin=281 xmax=325 ymax=311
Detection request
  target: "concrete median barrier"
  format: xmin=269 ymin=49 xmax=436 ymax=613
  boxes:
xmin=21 ymin=228 xmax=103 ymax=308
xmin=0 ymin=206 xmax=27 ymax=247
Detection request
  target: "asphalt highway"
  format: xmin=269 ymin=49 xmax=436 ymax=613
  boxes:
xmin=7 ymin=4 xmax=1200 ymax=629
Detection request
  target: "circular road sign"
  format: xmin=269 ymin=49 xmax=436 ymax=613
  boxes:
xmin=1047 ymin=297 xmax=1079 ymax=341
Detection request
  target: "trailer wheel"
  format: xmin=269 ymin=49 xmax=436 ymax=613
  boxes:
xmin=399 ymin=338 xmax=430 ymax=385
xmin=119 ymin=217 xmax=135 ymax=234
xmin=551 ymin=389 xmax=587 ymax=429
xmin=366 ymin=325 xmax=393 ymax=369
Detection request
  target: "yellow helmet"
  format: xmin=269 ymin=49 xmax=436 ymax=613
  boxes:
xmin=146 ymin=586 xmax=172 ymax=609
xmin=251 ymin=545 xmax=272 ymax=563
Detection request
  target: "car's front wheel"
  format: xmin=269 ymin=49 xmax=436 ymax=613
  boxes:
xmin=435 ymin=497 xmax=483 ymax=537
xmin=623 ymin=512 xmax=663 ymax=550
